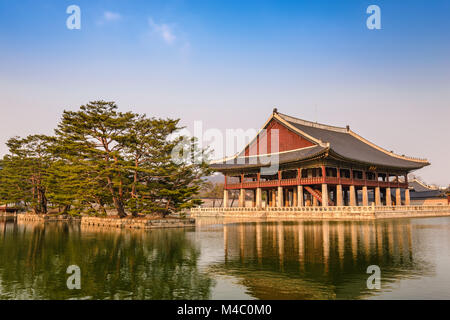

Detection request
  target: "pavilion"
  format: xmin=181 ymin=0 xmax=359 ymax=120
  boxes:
xmin=210 ymin=109 xmax=430 ymax=208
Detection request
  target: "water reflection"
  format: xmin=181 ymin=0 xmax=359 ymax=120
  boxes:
xmin=1 ymin=218 xmax=449 ymax=300
xmin=0 ymin=221 xmax=213 ymax=299
xmin=205 ymin=218 xmax=433 ymax=299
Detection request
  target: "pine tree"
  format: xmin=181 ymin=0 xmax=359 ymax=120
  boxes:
xmin=54 ymin=100 xmax=135 ymax=217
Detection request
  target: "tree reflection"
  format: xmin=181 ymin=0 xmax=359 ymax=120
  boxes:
xmin=0 ymin=222 xmax=213 ymax=299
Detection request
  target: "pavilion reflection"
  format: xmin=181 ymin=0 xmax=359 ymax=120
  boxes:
xmin=212 ymin=218 xmax=431 ymax=299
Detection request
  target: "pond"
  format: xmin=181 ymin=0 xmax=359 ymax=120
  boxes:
xmin=1 ymin=217 xmax=450 ymax=299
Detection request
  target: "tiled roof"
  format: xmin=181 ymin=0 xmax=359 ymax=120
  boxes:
xmin=408 ymin=179 xmax=437 ymax=192
xmin=278 ymin=113 xmax=429 ymax=169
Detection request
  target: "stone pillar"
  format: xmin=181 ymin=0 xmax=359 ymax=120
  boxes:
xmin=349 ymin=185 xmax=356 ymax=206
xmin=256 ymin=187 xmax=262 ymax=208
xmin=297 ymin=186 xmax=304 ymax=207
xmin=336 ymin=184 xmax=343 ymax=206
xmin=277 ymin=186 xmax=283 ymax=207
xmin=405 ymin=188 xmax=410 ymax=206
xmin=272 ymin=190 xmax=276 ymax=207
xmin=284 ymin=189 xmax=290 ymax=207
xmin=293 ymin=188 xmax=298 ymax=207
xmin=386 ymin=187 xmax=392 ymax=206
xmin=312 ymin=195 xmax=318 ymax=207
xmin=362 ymin=186 xmax=369 ymax=206
xmin=375 ymin=187 xmax=381 ymax=206
xmin=239 ymin=188 xmax=245 ymax=207
xmin=223 ymin=189 xmax=229 ymax=208
xmin=322 ymin=184 xmax=329 ymax=207
xmin=396 ymin=188 xmax=402 ymax=206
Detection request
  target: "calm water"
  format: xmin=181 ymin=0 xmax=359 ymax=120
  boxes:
xmin=1 ymin=217 xmax=450 ymax=300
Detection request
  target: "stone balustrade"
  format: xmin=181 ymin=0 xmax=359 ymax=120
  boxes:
xmin=190 ymin=205 xmax=450 ymax=220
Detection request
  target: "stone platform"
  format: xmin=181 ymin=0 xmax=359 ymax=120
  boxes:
xmin=191 ymin=205 xmax=450 ymax=220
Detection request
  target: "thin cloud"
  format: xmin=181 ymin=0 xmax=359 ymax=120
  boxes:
xmin=148 ymin=18 xmax=176 ymax=45
xmin=97 ymin=11 xmax=122 ymax=25
xmin=104 ymin=11 xmax=122 ymax=21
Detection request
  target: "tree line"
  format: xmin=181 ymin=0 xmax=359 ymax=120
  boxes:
xmin=0 ymin=101 xmax=211 ymax=217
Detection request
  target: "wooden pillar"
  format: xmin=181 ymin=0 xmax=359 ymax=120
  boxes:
xmin=277 ymin=186 xmax=283 ymax=208
xmin=297 ymin=186 xmax=304 ymax=207
xmin=405 ymin=188 xmax=410 ymax=206
xmin=362 ymin=186 xmax=369 ymax=206
xmin=223 ymin=189 xmax=229 ymax=208
xmin=386 ymin=187 xmax=392 ymax=206
xmin=322 ymin=184 xmax=329 ymax=207
xmin=256 ymin=188 xmax=262 ymax=208
xmin=336 ymin=184 xmax=343 ymax=206
xmin=349 ymin=185 xmax=356 ymax=206
xmin=312 ymin=193 xmax=318 ymax=206
xmin=396 ymin=188 xmax=401 ymax=206
xmin=239 ymin=188 xmax=245 ymax=207
xmin=375 ymin=187 xmax=381 ymax=206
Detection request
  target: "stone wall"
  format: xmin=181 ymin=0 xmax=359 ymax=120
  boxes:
xmin=17 ymin=214 xmax=80 ymax=222
xmin=80 ymin=216 xmax=195 ymax=229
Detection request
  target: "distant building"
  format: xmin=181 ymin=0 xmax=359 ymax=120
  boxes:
xmin=407 ymin=178 xmax=448 ymax=205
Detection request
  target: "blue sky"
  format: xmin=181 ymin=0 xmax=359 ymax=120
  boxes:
xmin=0 ymin=0 xmax=449 ymax=185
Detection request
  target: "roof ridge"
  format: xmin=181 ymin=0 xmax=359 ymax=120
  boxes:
xmin=277 ymin=112 xmax=348 ymax=133
xmin=412 ymin=178 xmax=437 ymax=190
xmin=348 ymin=130 xmax=429 ymax=164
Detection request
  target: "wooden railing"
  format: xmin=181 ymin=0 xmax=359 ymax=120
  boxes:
xmin=225 ymin=177 xmax=408 ymax=189
xmin=260 ymin=180 xmax=279 ymax=187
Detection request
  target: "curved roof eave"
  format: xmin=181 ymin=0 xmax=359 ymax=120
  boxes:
xmin=326 ymin=149 xmax=430 ymax=171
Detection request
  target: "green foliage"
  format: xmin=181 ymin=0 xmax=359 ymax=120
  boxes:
xmin=0 ymin=135 xmax=53 ymax=213
xmin=0 ymin=100 xmax=211 ymax=217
